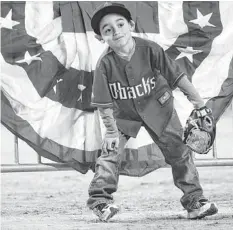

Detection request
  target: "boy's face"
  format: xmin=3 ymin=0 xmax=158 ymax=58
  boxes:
xmin=98 ymin=13 xmax=134 ymax=49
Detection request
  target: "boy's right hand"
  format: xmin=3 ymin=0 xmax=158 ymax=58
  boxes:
xmin=102 ymin=136 xmax=119 ymax=154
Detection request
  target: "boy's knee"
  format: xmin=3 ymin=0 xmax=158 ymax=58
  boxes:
xmin=166 ymin=148 xmax=192 ymax=166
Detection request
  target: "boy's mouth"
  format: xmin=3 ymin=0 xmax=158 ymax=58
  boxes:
xmin=114 ymin=36 xmax=124 ymax=41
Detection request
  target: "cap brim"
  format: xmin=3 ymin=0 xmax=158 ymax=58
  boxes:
xmin=91 ymin=5 xmax=131 ymax=35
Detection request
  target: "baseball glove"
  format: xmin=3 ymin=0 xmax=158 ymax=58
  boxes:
xmin=183 ymin=106 xmax=216 ymax=154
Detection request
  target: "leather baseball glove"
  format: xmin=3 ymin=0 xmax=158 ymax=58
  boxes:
xmin=183 ymin=106 xmax=216 ymax=154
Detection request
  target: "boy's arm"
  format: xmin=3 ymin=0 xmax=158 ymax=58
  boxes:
xmin=98 ymin=107 xmax=119 ymax=153
xmin=177 ymin=75 xmax=205 ymax=109
xmin=180 ymin=76 xmax=216 ymax=154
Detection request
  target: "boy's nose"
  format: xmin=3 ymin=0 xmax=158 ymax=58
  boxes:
xmin=113 ymin=26 xmax=120 ymax=35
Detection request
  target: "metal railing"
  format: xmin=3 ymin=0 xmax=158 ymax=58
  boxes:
xmin=1 ymin=102 xmax=233 ymax=173
xmin=1 ymin=136 xmax=233 ymax=173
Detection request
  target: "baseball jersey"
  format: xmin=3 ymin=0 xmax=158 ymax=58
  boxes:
xmin=91 ymin=37 xmax=185 ymax=138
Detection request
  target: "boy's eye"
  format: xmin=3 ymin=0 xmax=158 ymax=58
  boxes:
xmin=118 ymin=23 xmax=124 ymax=28
xmin=104 ymin=28 xmax=112 ymax=35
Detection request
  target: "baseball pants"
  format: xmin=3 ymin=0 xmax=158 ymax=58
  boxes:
xmin=87 ymin=109 xmax=205 ymax=211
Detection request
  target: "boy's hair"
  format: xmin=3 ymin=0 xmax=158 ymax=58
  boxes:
xmin=91 ymin=2 xmax=132 ymax=35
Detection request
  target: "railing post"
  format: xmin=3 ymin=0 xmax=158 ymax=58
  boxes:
xmin=213 ymin=140 xmax=217 ymax=159
xmin=37 ymin=154 xmax=42 ymax=164
xmin=14 ymin=136 xmax=19 ymax=164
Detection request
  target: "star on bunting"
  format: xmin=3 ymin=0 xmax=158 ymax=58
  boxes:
xmin=53 ymin=79 xmax=64 ymax=93
xmin=77 ymin=84 xmax=86 ymax=102
xmin=0 ymin=9 xmax=20 ymax=29
xmin=189 ymin=9 xmax=216 ymax=29
xmin=16 ymin=51 xmax=42 ymax=65
xmin=176 ymin=47 xmax=203 ymax=63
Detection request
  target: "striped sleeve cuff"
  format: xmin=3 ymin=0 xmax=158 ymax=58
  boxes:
xmin=90 ymin=102 xmax=114 ymax=108
xmin=171 ymin=72 xmax=186 ymax=90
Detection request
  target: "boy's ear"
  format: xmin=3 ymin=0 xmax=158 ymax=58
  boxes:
xmin=129 ymin=20 xmax=135 ymax=32
xmin=95 ymin=34 xmax=105 ymax=43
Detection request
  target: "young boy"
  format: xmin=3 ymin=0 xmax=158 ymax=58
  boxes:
xmin=88 ymin=2 xmax=218 ymax=222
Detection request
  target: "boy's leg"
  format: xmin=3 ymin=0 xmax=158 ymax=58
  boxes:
xmin=87 ymin=132 xmax=129 ymax=220
xmin=144 ymin=109 xmax=217 ymax=218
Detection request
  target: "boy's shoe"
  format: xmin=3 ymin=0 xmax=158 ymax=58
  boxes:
xmin=187 ymin=199 xmax=218 ymax=219
xmin=93 ymin=203 xmax=120 ymax=222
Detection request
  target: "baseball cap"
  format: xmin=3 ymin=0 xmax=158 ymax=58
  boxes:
xmin=91 ymin=2 xmax=132 ymax=35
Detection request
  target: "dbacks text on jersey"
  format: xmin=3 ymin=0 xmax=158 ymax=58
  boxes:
xmin=109 ymin=76 xmax=156 ymax=100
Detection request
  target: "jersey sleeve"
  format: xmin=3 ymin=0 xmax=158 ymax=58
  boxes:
xmin=91 ymin=61 xmax=113 ymax=108
xmin=151 ymin=44 xmax=185 ymax=89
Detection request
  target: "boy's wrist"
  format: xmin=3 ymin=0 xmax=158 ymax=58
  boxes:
xmin=105 ymin=130 xmax=119 ymax=139
xmin=193 ymin=101 xmax=205 ymax=109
